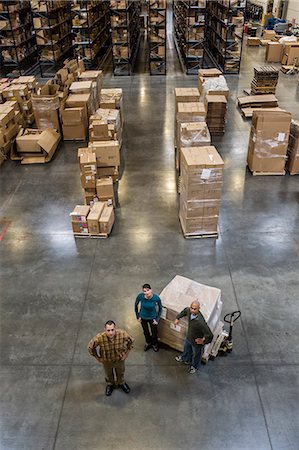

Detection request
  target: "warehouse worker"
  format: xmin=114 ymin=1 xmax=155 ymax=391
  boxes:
xmin=174 ymin=300 xmax=213 ymax=374
xmin=87 ymin=320 xmax=134 ymax=396
xmin=135 ymin=283 xmax=163 ymax=352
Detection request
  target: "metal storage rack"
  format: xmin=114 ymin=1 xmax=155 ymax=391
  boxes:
xmin=148 ymin=0 xmax=166 ymax=75
xmin=173 ymin=0 xmax=206 ymax=75
xmin=0 ymin=0 xmax=38 ymax=76
xmin=72 ymin=0 xmax=111 ymax=69
xmin=205 ymin=0 xmax=246 ymax=74
xmin=110 ymin=0 xmax=141 ymax=76
xmin=31 ymin=0 xmax=74 ymax=77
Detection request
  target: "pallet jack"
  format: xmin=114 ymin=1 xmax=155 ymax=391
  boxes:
xmin=206 ymin=310 xmax=242 ymax=362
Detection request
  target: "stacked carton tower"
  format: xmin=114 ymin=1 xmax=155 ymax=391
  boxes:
xmin=247 ymin=110 xmax=292 ymax=175
xmin=72 ymin=83 xmax=124 ymax=237
xmin=174 ymin=87 xmax=206 ymax=171
xmin=179 ymin=146 xmax=224 ymax=237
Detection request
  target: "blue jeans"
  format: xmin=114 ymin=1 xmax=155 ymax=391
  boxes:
xmin=181 ymin=338 xmax=202 ymax=369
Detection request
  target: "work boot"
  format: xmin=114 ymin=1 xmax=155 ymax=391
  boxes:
xmin=119 ymin=383 xmax=130 ymax=394
xmin=105 ymin=385 xmax=114 ymax=396
xmin=144 ymin=343 xmax=152 ymax=352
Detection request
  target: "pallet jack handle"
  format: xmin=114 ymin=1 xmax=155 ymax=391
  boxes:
xmin=224 ymin=311 xmax=241 ymax=341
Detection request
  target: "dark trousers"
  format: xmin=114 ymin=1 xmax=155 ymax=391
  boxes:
xmin=141 ymin=319 xmax=158 ymax=346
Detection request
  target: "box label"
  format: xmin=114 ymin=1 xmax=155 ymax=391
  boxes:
xmin=170 ymin=323 xmax=181 ymax=333
xmin=201 ymin=168 xmax=211 ymax=180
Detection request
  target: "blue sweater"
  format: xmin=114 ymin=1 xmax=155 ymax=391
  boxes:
xmin=135 ymin=293 xmax=162 ymax=321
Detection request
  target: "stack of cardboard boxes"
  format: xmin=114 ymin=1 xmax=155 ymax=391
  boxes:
xmin=2 ymin=83 xmax=35 ymax=126
xmin=198 ymin=71 xmax=229 ymax=100
xmin=177 ymin=122 xmax=211 ymax=171
xmin=0 ymin=103 xmax=20 ymax=165
xmin=14 ymin=128 xmax=61 ymax=164
xmin=32 ymin=83 xmax=61 ymax=131
xmin=205 ymin=95 xmax=227 ymax=134
xmin=286 ymin=120 xmax=299 ymax=175
xmin=179 ymin=146 xmax=224 ymax=237
xmin=89 ymin=108 xmax=122 ymax=146
xmin=176 ymin=101 xmax=206 ymax=147
xmin=247 ymin=110 xmax=292 ymax=175
xmin=174 ymin=87 xmax=202 ymax=148
xmin=70 ymin=202 xmax=115 ymax=237
xmin=251 ymin=66 xmax=279 ymax=95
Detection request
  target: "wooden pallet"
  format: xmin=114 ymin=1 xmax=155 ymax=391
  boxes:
xmin=249 ymin=169 xmax=286 ymax=176
xmin=179 ymin=216 xmax=219 ymax=239
xmin=183 ymin=231 xmax=219 ymax=239
xmin=73 ymin=233 xmax=109 ymax=239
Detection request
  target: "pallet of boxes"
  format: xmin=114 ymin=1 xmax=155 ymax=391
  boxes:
xmin=158 ymin=275 xmax=224 ymax=363
xmin=12 ymin=80 xmax=63 ymax=164
xmin=174 ymin=87 xmax=206 ymax=173
xmin=247 ymin=110 xmax=292 ymax=175
xmin=0 ymin=77 xmax=38 ymax=165
xmin=179 ymin=146 xmax=224 ymax=238
xmin=70 ymin=87 xmax=123 ymax=238
xmin=198 ymin=69 xmax=229 ymax=135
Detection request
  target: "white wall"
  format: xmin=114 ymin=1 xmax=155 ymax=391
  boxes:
xmin=286 ymin=0 xmax=299 ymax=22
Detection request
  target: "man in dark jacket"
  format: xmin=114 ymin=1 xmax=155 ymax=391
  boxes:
xmin=174 ymin=300 xmax=213 ymax=374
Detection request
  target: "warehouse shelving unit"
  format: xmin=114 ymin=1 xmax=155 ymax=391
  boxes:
xmin=205 ymin=0 xmax=246 ymax=74
xmin=148 ymin=0 xmax=166 ymax=75
xmin=173 ymin=0 xmax=206 ymax=75
xmin=0 ymin=0 xmax=38 ymax=76
xmin=31 ymin=0 xmax=74 ymax=77
xmin=110 ymin=0 xmax=141 ymax=76
xmin=72 ymin=0 xmax=111 ymax=69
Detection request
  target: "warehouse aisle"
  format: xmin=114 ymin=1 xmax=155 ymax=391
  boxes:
xmin=1 ymin=40 xmax=299 ymax=450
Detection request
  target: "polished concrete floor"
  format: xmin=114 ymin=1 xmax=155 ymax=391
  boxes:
xmin=1 ymin=21 xmax=299 ymax=450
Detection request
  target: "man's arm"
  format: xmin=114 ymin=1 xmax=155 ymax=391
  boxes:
xmin=87 ymin=334 xmax=103 ymax=362
xmin=121 ymin=332 xmax=134 ymax=360
xmin=174 ymin=307 xmax=188 ymax=324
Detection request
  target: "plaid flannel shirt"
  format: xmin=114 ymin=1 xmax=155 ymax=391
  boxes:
xmin=88 ymin=329 xmax=134 ymax=362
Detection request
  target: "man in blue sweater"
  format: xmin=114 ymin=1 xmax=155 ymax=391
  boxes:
xmin=174 ymin=300 xmax=213 ymax=374
xmin=135 ymin=283 xmax=163 ymax=352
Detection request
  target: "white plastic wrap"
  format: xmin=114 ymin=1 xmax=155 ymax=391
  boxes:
xmin=159 ymin=275 xmax=223 ymax=358
xmin=202 ymin=75 xmax=228 ymax=98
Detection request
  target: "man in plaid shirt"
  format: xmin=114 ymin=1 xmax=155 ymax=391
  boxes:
xmin=88 ymin=320 xmax=134 ymax=396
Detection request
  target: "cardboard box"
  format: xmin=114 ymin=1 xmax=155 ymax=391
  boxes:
xmin=70 ymin=205 xmax=90 ymax=222
xmin=16 ymin=128 xmax=60 ymax=158
xmin=100 ymin=88 xmax=123 ymax=110
xmin=99 ymin=204 xmax=115 ymax=235
xmin=89 ymin=141 xmax=120 ymax=167
xmin=87 ymin=201 xmax=105 ymax=234
xmin=96 ymin=177 xmax=114 ymax=197
xmin=61 ymin=106 xmax=87 ymax=125
xmin=247 ymin=37 xmax=261 ymax=46
xmin=281 ymin=43 xmax=299 ymax=66
xmin=71 ymin=221 xmax=89 ymax=234
xmin=80 ymin=152 xmax=97 ymax=173
xmin=174 ymin=88 xmax=200 ymax=104
xmin=97 ymin=166 xmax=119 ymax=181
xmin=65 ymin=93 xmax=92 ymax=116
xmin=198 ymin=68 xmax=222 ymax=78
xmin=247 ymin=110 xmax=291 ymax=173
xmin=262 ymin=30 xmax=276 ymax=40
xmin=62 ymin=123 xmax=87 ymax=141
xmin=70 ymin=81 xmax=92 ymax=94
xmin=265 ymin=42 xmax=283 ymax=62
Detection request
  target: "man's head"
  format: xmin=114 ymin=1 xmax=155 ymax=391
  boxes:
xmin=105 ymin=320 xmax=116 ymax=338
xmin=142 ymin=283 xmax=152 ymax=299
xmin=190 ymin=300 xmax=200 ymax=315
